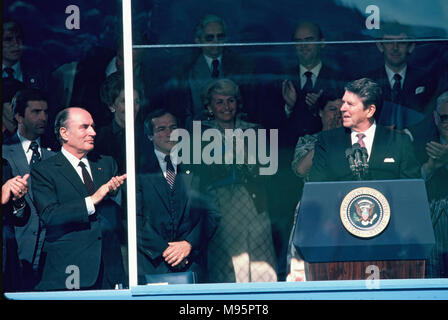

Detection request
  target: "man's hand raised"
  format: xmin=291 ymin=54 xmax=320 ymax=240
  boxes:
xmin=91 ymin=174 xmax=127 ymax=205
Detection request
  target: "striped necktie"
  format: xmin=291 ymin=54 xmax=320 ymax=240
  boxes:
xmin=164 ymin=155 xmax=176 ymax=189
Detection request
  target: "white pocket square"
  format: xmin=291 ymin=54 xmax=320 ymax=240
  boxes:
xmin=384 ymin=158 xmax=395 ymax=163
xmin=415 ymin=86 xmax=425 ymax=95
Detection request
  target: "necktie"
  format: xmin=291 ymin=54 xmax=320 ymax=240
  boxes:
xmin=78 ymin=161 xmax=96 ymax=196
xmin=391 ymin=73 xmax=402 ymax=103
xmin=164 ymin=155 xmax=176 ymax=189
xmin=4 ymin=67 xmax=15 ymax=79
xmin=29 ymin=141 xmax=41 ymax=167
xmin=356 ymin=133 xmax=366 ymax=149
xmin=302 ymin=71 xmax=313 ymax=94
xmin=211 ymin=59 xmax=219 ymax=78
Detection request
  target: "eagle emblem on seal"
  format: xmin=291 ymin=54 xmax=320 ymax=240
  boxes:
xmin=340 ymin=187 xmax=391 ymax=238
xmin=354 ymin=200 xmax=378 ymax=226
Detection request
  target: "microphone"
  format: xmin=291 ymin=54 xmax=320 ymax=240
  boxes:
xmin=352 ymin=143 xmax=363 ymax=169
xmin=360 ymin=146 xmax=369 ymax=174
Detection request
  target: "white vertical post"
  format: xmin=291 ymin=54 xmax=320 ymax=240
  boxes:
xmin=122 ymin=0 xmax=138 ymax=288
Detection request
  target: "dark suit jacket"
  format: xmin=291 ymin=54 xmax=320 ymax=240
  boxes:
xmin=284 ymin=63 xmax=347 ymax=142
xmin=366 ymin=65 xmax=437 ymax=122
xmin=68 ymin=47 xmax=116 ymax=126
xmin=256 ymin=63 xmax=347 ymax=152
xmin=2 ymin=134 xmax=55 ymax=277
xmin=2 ymin=158 xmax=30 ymax=292
xmin=136 ymin=150 xmax=219 ymax=283
xmin=20 ymin=58 xmax=51 ymax=93
xmin=309 ymin=125 xmax=421 ymax=182
xmin=30 ymin=151 xmax=125 ymax=290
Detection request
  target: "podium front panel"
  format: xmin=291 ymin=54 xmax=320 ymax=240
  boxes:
xmin=293 ymin=179 xmax=435 ymax=263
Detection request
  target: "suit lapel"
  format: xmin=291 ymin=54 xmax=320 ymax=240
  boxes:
xmin=89 ymin=158 xmax=103 ymax=191
xmin=369 ymin=126 xmax=390 ymax=169
xmin=5 ymin=139 xmax=30 ymax=176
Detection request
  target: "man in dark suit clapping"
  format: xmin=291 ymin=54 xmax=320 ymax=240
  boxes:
xmin=31 ymin=107 xmax=127 ymax=290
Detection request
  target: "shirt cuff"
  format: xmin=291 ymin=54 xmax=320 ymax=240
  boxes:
xmin=85 ymin=197 xmax=96 ymax=215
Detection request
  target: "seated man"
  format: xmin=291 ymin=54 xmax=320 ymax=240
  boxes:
xmin=136 ymin=109 xmax=219 ymax=284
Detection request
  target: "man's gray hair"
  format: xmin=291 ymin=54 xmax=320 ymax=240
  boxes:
xmin=194 ymin=14 xmax=227 ymax=39
xmin=54 ymin=108 xmax=72 ymax=145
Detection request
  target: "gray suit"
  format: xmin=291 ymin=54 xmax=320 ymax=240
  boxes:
xmin=2 ymin=133 xmax=55 ymax=283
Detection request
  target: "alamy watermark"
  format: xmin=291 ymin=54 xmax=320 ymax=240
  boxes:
xmin=65 ymin=265 xmax=80 ymax=289
xmin=365 ymin=264 xmax=380 ymax=289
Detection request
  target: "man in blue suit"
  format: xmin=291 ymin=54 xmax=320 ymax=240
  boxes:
xmin=2 ymin=88 xmax=55 ymax=290
xmin=31 ymin=107 xmax=127 ymax=290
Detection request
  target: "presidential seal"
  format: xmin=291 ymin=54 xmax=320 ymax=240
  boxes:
xmin=340 ymin=187 xmax=390 ymax=238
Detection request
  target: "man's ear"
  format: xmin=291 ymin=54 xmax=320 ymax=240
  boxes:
xmin=319 ymin=37 xmax=326 ymax=49
xmin=59 ymin=127 xmax=68 ymax=142
xmin=14 ymin=113 xmax=23 ymax=125
xmin=367 ymin=104 xmax=376 ymax=119
xmin=434 ymin=110 xmax=439 ymax=127
xmin=376 ymin=42 xmax=384 ymax=53
xmin=407 ymin=42 xmax=415 ymax=54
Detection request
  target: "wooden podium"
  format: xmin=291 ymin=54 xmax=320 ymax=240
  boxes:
xmin=305 ymin=260 xmax=425 ymax=281
xmin=293 ymin=180 xmax=435 ymax=281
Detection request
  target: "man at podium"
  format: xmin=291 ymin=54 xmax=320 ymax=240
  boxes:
xmin=308 ymin=78 xmax=420 ymax=182
xmin=286 ymin=78 xmax=424 ymax=282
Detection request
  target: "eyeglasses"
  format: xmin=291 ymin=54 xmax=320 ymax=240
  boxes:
xmin=203 ymin=33 xmax=226 ymax=43
xmin=437 ymin=111 xmax=448 ymax=123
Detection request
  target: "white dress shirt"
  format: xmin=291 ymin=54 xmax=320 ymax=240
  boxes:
xmin=203 ymin=54 xmax=222 ymax=74
xmin=350 ymin=121 xmax=377 ymax=161
xmin=61 ymin=147 xmax=95 ymax=215
xmin=299 ymin=62 xmax=322 ymax=89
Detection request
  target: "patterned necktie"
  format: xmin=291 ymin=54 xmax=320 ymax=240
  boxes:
xmin=164 ymin=155 xmax=176 ymax=189
xmin=356 ymin=133 xmax=366 ymax=149
xmin=78 ymin=161 xmax=96 ymax=196
xmin=29 ymin=141 xmax=41 ymax=167
xmin=211 ymin=59 xmax=220 ymax=78
xmin=302 ymin=71 xmax=313 ymax=94
xmin=391 ymin=73 xmax=402 ymax=103
xmin=4 ymin=67 xmax=15 ymax=79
